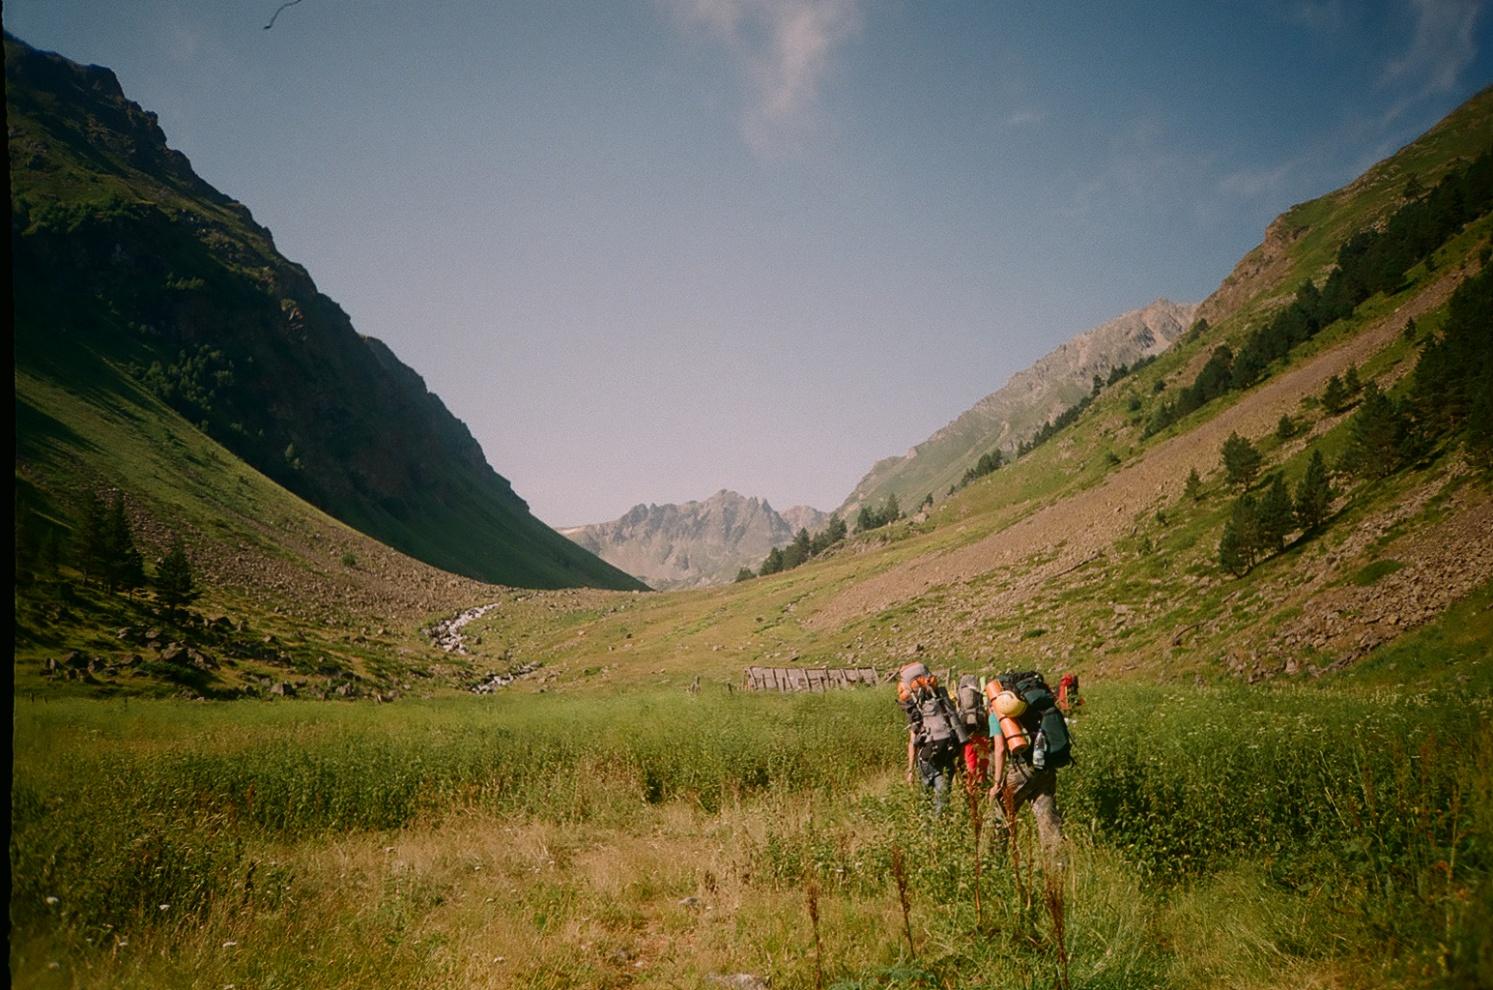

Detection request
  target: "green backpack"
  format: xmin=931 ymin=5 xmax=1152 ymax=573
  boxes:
xmin=997 ymin=670 xmax=1072 ymax=770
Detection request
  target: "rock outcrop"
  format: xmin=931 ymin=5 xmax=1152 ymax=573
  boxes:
xmin=562 ymin=490 xmax=828 ymax=589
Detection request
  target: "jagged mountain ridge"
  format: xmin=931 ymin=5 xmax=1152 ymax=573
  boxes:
xmin=562 ymin=491 xmax=828 ymax=589
xmin=839 ymin=298 xmax=1197 ymax=517
xmin=7 ymin=34 xmax=643 ymax=592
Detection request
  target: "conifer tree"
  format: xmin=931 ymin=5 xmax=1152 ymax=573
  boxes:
xmin=106 ymin=491 xmax=145 ymax=594
xmin=1218 ymin=494 xmax=1261 ymax=576
xmin=735 ymin=567 xmax=755 ymax=583
xmin=1321 ymin=374 xmax=1349 ymax=414
xmin=782 ymin=528 xmax=811 ymax=569
xmin=154 ymin=536 xmax=200 ymax=616
xmin=1294 ymin=450 xmax=1334 ymax=533
xmin=825 ymin=514 xmax=847 ymax=544
xmin=1221 ymin=432 xmax=1263 ymax=489
xmin=1184 ymin=467 xmax=1203 ymax=502
xmin=76 ymin=491 xmax=110 ymax=585
xmin=1276 ymin=414 xmax=1296 ymax=440
xmin=1258 ymin=474 xmax=1294 ymax=551
xmin=1340 ymin=383 xmax=1406 ymax=479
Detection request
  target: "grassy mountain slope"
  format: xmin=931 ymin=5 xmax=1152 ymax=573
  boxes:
xmin=7 ymin=34 xmax=643 ymax=593
xmin=839 ymin=299 xmax=1196 ymax=520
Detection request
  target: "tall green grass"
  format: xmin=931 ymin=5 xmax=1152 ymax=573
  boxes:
xmin=11 ymin=683 xmax=1491 ymax=987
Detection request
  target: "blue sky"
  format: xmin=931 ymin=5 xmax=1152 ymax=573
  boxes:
xmin=6 ymin=1 xmax=1489 ymax=525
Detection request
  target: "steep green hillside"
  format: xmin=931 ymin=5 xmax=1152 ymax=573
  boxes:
xmin=7 ymin=34 xmax=643 ymax=593
xmin=840 ymin=299 xmax=1195 ymax=521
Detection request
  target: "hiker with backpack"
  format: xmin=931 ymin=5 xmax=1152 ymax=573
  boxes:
xmin=955 ymin=673 xmax=993 ymax=794
xmin=897 ymin=662 xmax=968 ymax=814
xmin=986 ymin=670 xmax=1071 ymax=855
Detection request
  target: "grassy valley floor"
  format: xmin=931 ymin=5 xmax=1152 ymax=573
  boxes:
xmin=11 ymin=617 xmax=1492 ymax=989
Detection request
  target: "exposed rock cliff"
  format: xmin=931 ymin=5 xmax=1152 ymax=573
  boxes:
xmin=562 ymin=491 xmax=828 ymax=589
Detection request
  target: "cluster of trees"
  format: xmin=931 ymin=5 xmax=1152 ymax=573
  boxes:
xmin=1320 ymin=366 xmax=1364 ymax=415
xmin=1406 ymin=262 xmax=1493 ymax=463
xmin=1214 ymin=261 xmax=1493 ymax=578
xmin=1016 ymin=356 xmax=1159 ymax=460
xmin=17 ymin=489 xmax=201 ymax=615
xmin=1218 ymin=451 xmax=1334 ymax=576
xmin=952 ymin=448 xmax=1004 ymax=494
xmin=744 ymin=514 xmax=849 ymax=580
xmin=1019 ymin=394 xmax=1093 ymax=457
xmin=856 ymin=494 xmax=902 ymax=533
xmin=1148 ymin=148 xmax=1493 ymax=437
xmin=135 ymin=346 xmax=238 ymax=428
xmin=76 ymin=490 xmax=145 ymax=593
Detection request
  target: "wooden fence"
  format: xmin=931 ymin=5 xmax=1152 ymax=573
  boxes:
xmin=742 ymin=665 xmax=882 ymax=692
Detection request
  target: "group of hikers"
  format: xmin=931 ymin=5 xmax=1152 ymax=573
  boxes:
xmin=897 ymin=662 xmax=1081 ymax=854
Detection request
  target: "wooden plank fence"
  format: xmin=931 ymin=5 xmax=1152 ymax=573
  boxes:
xmin=742 ymin=665 xmax=881 ymax=692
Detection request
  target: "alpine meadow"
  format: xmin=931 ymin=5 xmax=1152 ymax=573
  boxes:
xmin=8 ymin=6 xmax=1493 ymax=990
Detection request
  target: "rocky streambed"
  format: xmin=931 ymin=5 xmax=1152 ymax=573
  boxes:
xmin=424 ymin=603 xmax=501 ymax=654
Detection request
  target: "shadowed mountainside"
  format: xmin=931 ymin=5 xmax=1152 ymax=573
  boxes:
xmin=7 ymin=35 xmax=642 ymax=592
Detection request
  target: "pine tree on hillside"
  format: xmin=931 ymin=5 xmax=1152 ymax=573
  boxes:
xmin=106 ymin=491 xmax=145 ymax=594
xmin=154 ymin=536 xmax=200 ymax=617
xmin=1294 ymin=450 xmax=1334 ymax=533
xmin=759 ymin=546 xmax=785 ymax=576
xmin=1258 ymin=474 xmax=1295 ymax=551
xmin=825 ymin=514 xmax=847 ymax=544
xmin=1276 ymin=414 xmax=1297 ymax=440
xmin=1408 ymin=265 xmax=1493 ymax=463
xmin=75 ymin=491 xmax=110 ymax=585
xmin=1339 ymin=383 xmax=1407 ymax=480
xmin=782 ymin=528 xmax=811 ymax=569
xmin=735 ymin=567 xmax=755 ymax=583
xmin=1322 ymin=375 xmax=1350 ymax=414
xmin=1218 ymin=494 xmax=1262 ymax=576
xmin=1184 ymin=467 xmax=1203 ymax=502
xmin=1221 ymin=432 xmax=1263 ymax=489
xmin=882 ymin=493 xmax=901 ymax=525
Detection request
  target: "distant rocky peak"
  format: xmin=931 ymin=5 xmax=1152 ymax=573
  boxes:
xmin=562 ymin=490 xmax=829 ymax=590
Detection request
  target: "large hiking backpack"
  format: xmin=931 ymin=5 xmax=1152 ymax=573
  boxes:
xmin=997 ymin=669 xmax=1072 ymax=770
xmin=955 ymin=674 xmax=987 ymax=735
xmin=898 ymin=662 xmax=969 ymax=751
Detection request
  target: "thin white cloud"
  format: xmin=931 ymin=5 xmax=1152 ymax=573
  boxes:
xmin=1382 ymin=0 xmax=1483 ymax=100
xmin=1219 ymin=160 xmax=1299 ymax=199
xmin=1004 ymin=108 xmax=1046 ymax=128
xmin=662 ymin=0 xmax=864 ymax=157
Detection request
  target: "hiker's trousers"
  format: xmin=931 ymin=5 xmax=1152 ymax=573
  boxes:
xmin=997 ymin=760 xmax=1063 ymax=852
xmin=915 ymin=745 xmax=957 ymax=814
